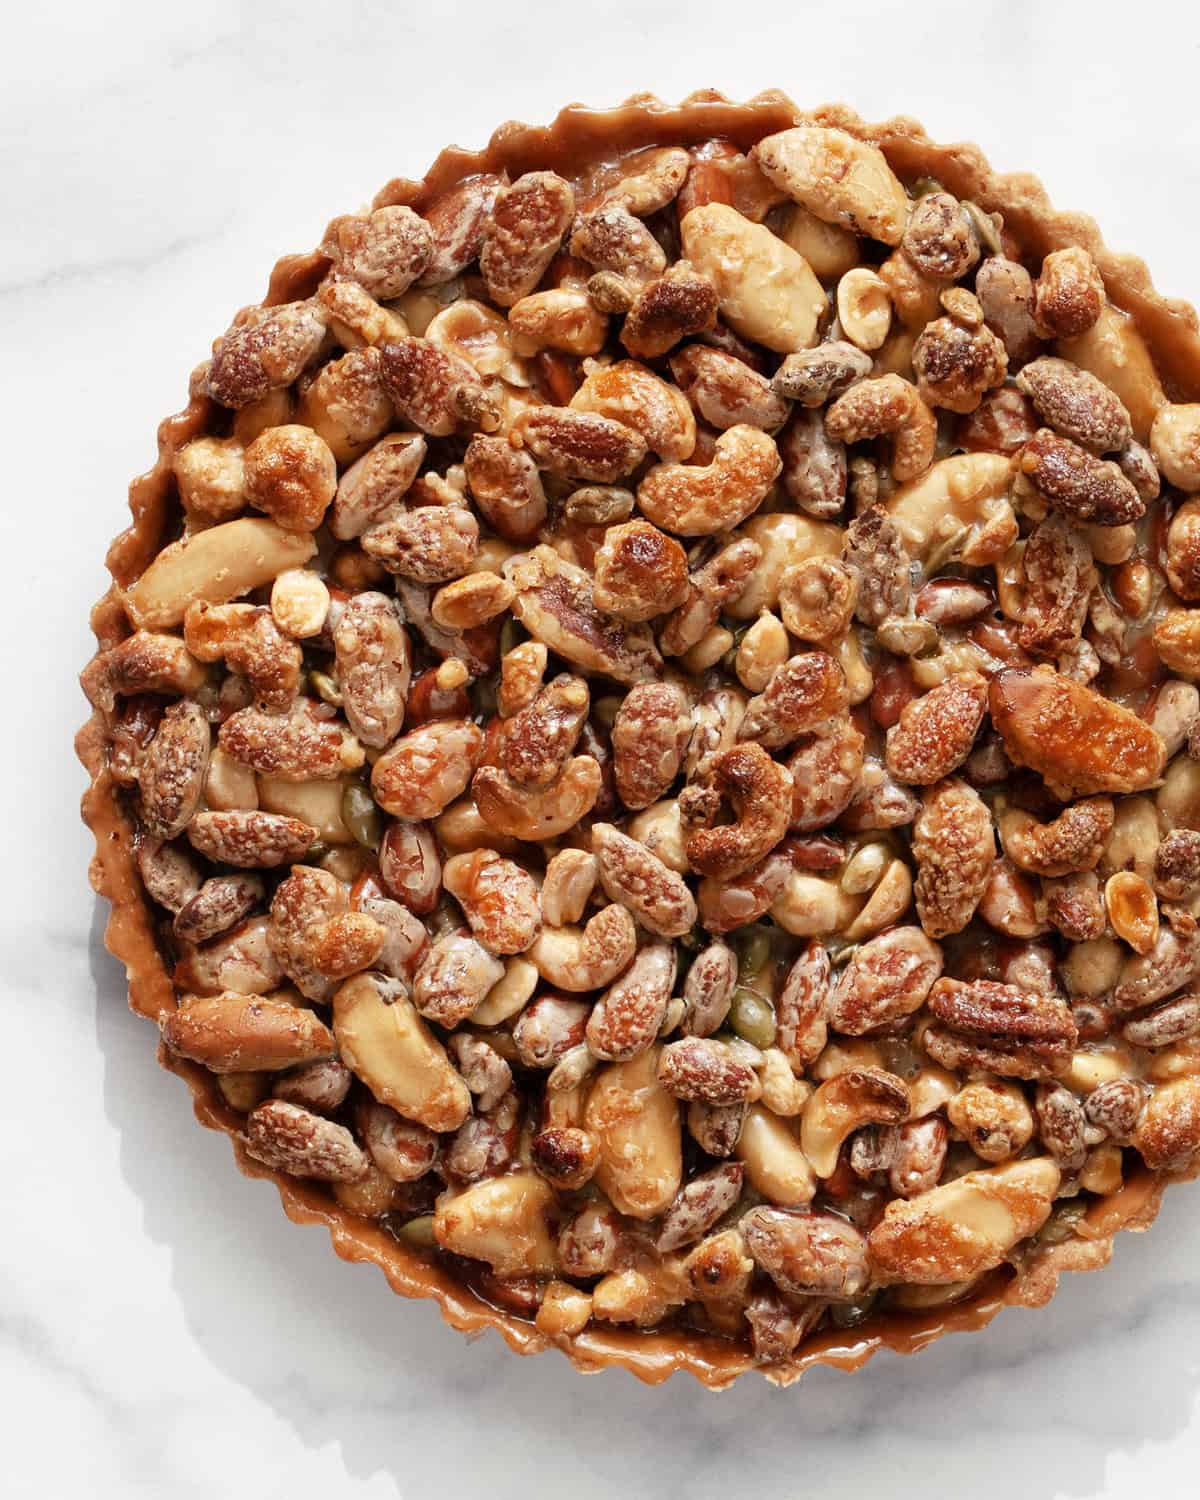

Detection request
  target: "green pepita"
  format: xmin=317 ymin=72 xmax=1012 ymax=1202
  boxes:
xmin=728 ymin=987 xmax=777 ymax=1050
xmin=342 ymin=781 xmax=382 ymax=851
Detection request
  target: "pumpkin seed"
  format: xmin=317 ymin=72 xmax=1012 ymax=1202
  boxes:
xmin=728 ymin=987 xmax=777 ymax=1050
xmin=342 ymin=781 xmax=382 ymax=850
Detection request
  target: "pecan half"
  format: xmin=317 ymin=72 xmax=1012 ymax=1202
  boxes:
xmin=925 ymin=977 xmax=1078 ymax=1079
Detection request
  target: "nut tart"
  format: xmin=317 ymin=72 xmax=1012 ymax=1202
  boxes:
xmin=79 ymin=91 xmax=1200 ymax=1387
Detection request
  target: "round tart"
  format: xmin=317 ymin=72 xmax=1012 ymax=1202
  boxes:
xmin=79 ymin=92 xmax=1200 ymax=1387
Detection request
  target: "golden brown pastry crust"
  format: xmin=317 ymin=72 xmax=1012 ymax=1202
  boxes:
xmin=78 ymin=89 xmax=1200 ymax=1388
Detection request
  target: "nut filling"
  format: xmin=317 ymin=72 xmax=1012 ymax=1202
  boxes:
xmin=81 ymin=94 xmax=1200 ymax=1386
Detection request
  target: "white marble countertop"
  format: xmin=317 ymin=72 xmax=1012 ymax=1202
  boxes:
xmin=6 ymin=0 xmax=1200 ymax=1494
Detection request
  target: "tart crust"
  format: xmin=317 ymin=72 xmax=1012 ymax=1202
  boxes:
xmin=77 ymin=89 xmax=1199 ymax=1387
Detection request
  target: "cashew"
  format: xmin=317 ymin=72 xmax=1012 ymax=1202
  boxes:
xmin=540 ymin=849 xmax=599 ymax=928
xmin=332 ymin=973 xmax=470 ymax=1133
xmin=636 ymin=425 xmax=782 ymax=536
xmin=825 ymin=374 xmax=936 ymax=483
xmin=470 ymin=955 xmax=539 ymax=1027
xmin=472 ymin=756 xmax=602 ymax=842
xmin=684 ymin=744 xmax=793 ymax=881
xmin=800 ymin=1067 xmax=910 ymax=1177
xmin=527 ymin=905 xmax=638 ymax=992
xmin=679 ymin=203 xmax=825 ymax=352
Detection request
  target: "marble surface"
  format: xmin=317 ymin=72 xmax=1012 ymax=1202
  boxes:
xmin=7 ymin=0 xmax=1200 ymax=1493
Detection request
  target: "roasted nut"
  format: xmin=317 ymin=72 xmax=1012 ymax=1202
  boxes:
xmin=592 ymin=821 xmax=697 ymax=937
xmin=479 ymin=171 xmax=574 ymax=306
xmin=331 ymin=592 xmax=411 ymax=749
xmin=592 ymin=520 xmax=689 ymax=621
xmin=1015 ymin=356 xmax=1132 ymax=453
xmin=362 ymin=504 xmax=479 ymax=584
xmin=528 ymin=903 xmax=637 ymax=992
xmin=743 ymin=1207 xmax=870 ymax=1300
xmin=207 ymin=300 xmax=327 ymax=409
xmin=273 ymin=1057 xmax=352 ymax=1115
xmin=497 ymin=673 xmax=589 ymax=789
xmin=1154 ymin=829 xmax=1200 ymax=901
xmin=867 ymin=1157 xmax=1060 ymax=1284
xmin=334 ymin=966 xmax=471 ymax=1128
xmin=774 ymin=559 xmax=855 ymax=647
xmin=991 ymin=667 xmax=1166 ymax=799
xmin=828 ymin=926 xmax=943 ymax=1034
xmin=926 ymin=977 xmax=1078 ymax=1079
xmin=680 ymin=203 xmax=825 ymax=352
xmin=611 ymin=681 xmax=692 ymax=811
xmin=372 ymin=719 xmax=483 ymax=820
xmin=510 ymin=404 xmax=648 ymax=483
xmin=657 ymin=1037 xmax=761 ymax=1105
xmin=173 ymin=873 xmax=263 ymax=945
xmin=1105 ymin=871 xmax=1159 ymax=955
xmin=975 ymin=255 xmax=1041 ymax=367
xmin=244 ymin=1100 xmax=369 ymax=1183
xmin=1134 ymin=1077 xmax=1200 ymax=1172
xmin=913 ymin=307 xmax=1008 ymax=414
xmin=443 ymin=849 xmax=542 ymax=955
xmin=570 ymin=359 xmax=696 ymax=461
xmin=1085 ymin=1077 xmax=1146 ymax=1143
xmin=461 ymin=434 xmax=548 ymax=544
xmin=1000 ymin=797 xmax=1113 ymax=878
xmin=585 ymin=1046 xmax=682 ymax=1219
xmin=1034 ymin=246 xmax=1105 ymax=339
xmin=901 ymin=192 xmax=979 ymax=281
xmin=174 ymin=910 xmax=287 ymax=997
xmin=174 ymin=436 xmax=246 ymax=521
xmin=434 ymin=1172 xmax=558 ymax=1274
xmin=507 ymin=547 xmax=662 ymax=684
xmin=1033 ymin=1082 xmax=1088 ymax=1169
xmin=636 ymin=423 xmax=781 ymax=536
xmin=947 ymin=1079 xmax=1034 ymax=1162
xmin=331 ymin=430 xmax=425 ymax=538
xmin=162 ymin=993 xmax=334 ymax=1075
xmin=885 ymin=673 xmax=988 ymax=785
xmin=776 ymin=406 xmax=847 ymax=519
xmin=669 ymin=344 xmax=789 ymax=431
xmin=620 ymin=259 xmax=720 ymax=358
xmin=586 ymin=942 xmax=677 ymax=1061
xmin=825 ymin=376 xmax=936 ymax=484
xmin=736 ymin=652 xmax=848 ymax=751
xmin=187 ymin=810 xmax=315 ymax=868
xmin=1018 ymin=428 xmax=1144 ymax=527
xmin=330 ymin=205 xmax=433 ymax=297
xmin=800 ymin=1067 xmax=909 ymax=1177
xmin=1018 ymin=514 xmax=1096 ymax=656
xmin=753 ymin=126 xmax=908 ymax=245
xmin=1154 ymin=609 xmax=1200 ymax=680
xmin=137 ymin=700 xmax=211 ymax=840
xmin=684 ymin=744 xmax=793 ymax=881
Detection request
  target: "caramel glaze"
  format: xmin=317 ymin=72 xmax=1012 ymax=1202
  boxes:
xmin=77 ymin=89 xmax=1200 ymax=1388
